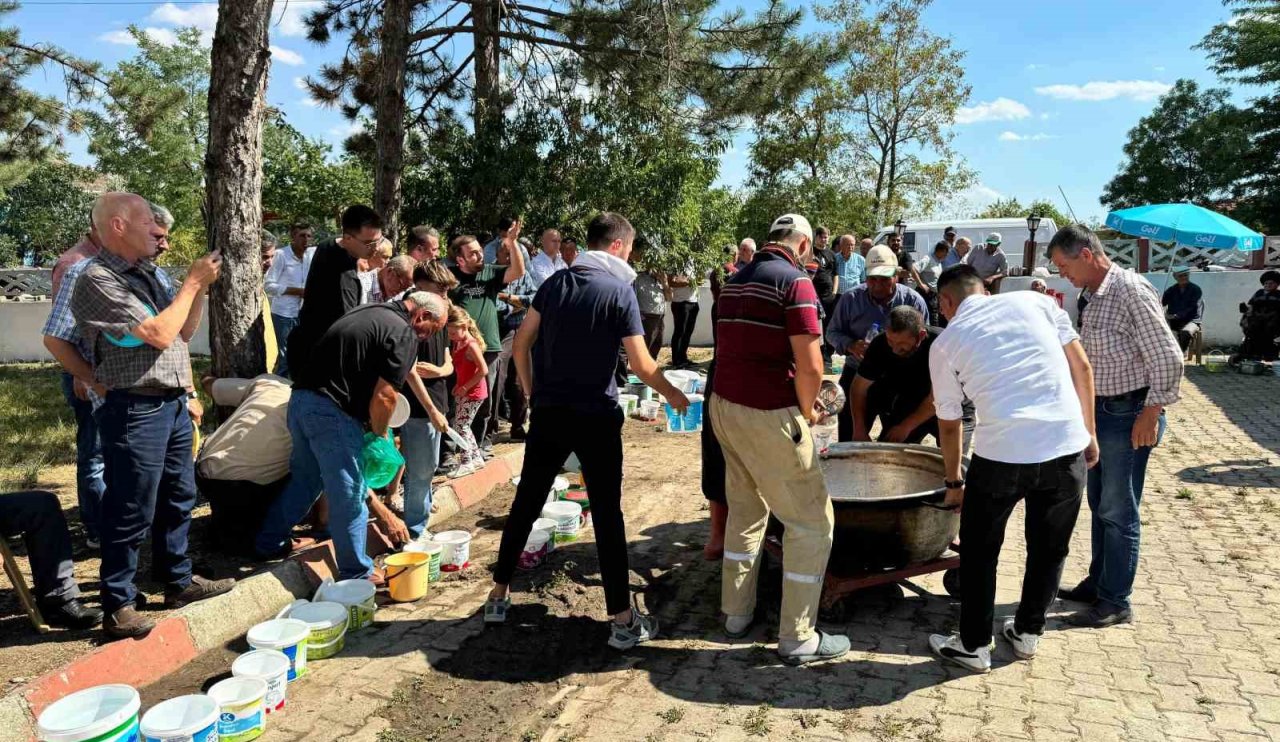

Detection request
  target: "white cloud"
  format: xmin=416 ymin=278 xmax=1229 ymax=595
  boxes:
xmin=98 ymin=27 xmax=180 ymax=46
xmin=292 ymin=76 xmax=309 ymax=91
xmin=1153 ymin=65 xmax=1166 ymax=72
xmin=148 ymin=2 xmax=218 ymax=32
xmin=271 ymin=46 xmax=305 ymax=66
xmin=1034 ymin=80 xmax=1172 ymax=102
xmin=327 ymin=121 xmax=363 ymax=142
xmin=954 ymin=97 xmax=1031 ymax=125
xmin=998 ymin=131 xmax=1057 ymax=142
xmin=960 ymin=182 xmax=1003 ymax=207
xmin=272 ymin=2 xmax=309 ymax=37
xmin=1039 ymin=112 xmax=1052 ymax=120
xmin=1025 ymin=63 xmax=1041 ymax=71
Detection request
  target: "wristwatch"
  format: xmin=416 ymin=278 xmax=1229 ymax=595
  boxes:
xmin=944 ymin=479 xmax=965 ymax=490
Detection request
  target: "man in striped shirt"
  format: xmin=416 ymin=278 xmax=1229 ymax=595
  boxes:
xmin=710 ymin=213 xmax=850 ymax=666
xmin=1048 ymin=225 xmax=1183 ymax=628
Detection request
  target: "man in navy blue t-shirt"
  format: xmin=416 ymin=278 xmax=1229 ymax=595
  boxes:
xmin=483 ymin=212 xmax=688 ymax=651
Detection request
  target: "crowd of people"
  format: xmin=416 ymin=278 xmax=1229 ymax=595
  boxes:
xmin=0 ymin=188 xmax=1265 ymax=684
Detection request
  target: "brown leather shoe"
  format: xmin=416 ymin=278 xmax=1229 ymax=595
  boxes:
xmin=103 ymin=605 xmax=155 ymax=640
xmin=164 ymin=575 xmax=235 ymax=609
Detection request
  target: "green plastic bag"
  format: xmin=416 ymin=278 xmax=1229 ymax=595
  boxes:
xmin=360 ymin=431 xmax=404 ymax=489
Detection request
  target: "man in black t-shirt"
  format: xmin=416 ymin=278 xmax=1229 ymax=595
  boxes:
xmin=810 ymin=226 xmax=839 ymax=368
xmin=849 ymin=305 xmax=939 ymax=444
xmin=286 ymin=204 xmax=384 ymax=372
xmin=256 ymin=291 xmax=446 ymax=583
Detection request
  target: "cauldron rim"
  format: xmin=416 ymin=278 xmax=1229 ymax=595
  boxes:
xmin=822 ymin=442 xmax=969 ymax=505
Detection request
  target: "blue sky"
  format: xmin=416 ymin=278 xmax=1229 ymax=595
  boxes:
xmin=11 ymin=0 xmax=1241 ymax=225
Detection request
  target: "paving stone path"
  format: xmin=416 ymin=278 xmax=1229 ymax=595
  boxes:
xmin=262 ymin=369 xmax=1280 ymax=741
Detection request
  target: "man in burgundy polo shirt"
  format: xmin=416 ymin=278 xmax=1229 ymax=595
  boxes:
xmin=709 ymin=213 xmax=849 ymax=666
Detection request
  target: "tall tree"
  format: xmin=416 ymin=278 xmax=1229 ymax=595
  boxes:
xmin=302 ymin=0 xmax=822 ymax=233
xmin=262 ymin=112 xmax=373 ymax=227
xmin=86 ymin=27 xmax=210 ymax=242
xmin=205 ymin=0 xmax=275 ymax=379
xmin=1101 ymin=79 xmax=1250 ymax=210
xmin=0 ymin=1 xmax=106 ymax=171
xmin=1198 ymin=0 xmax=1280 ymax=232
xmin=822 ymin=0 xmax=972 ymax=223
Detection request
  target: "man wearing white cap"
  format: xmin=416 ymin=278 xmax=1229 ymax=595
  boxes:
xmin=711 ymin=213 xmax=850 ymax=665
xmin=967 ymin=233 xmax=1009 ymax=293
xmin=826 ymin=244 xmax=929 ymax=441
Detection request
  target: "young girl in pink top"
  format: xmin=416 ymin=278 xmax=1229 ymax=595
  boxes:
xmin=448 ymin=305 xmax=489 ymax=478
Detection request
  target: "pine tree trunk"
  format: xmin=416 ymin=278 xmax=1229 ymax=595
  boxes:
xmin=205 ymin=0 xmax=273 ymax=379
xmin=373 ymin=0 xmax=410 ymax=247
xmin=471 ymin=0 xmax=504 ymax=230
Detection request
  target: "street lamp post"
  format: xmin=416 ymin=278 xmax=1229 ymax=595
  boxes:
xmin=1024 ymin=212 xmax=1042 ymax=275
xmin=894 ymin=219 xmax=907 ymax=238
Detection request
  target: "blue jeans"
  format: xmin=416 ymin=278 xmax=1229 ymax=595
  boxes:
xmin=255 ymin=389 xmax=372 ymax=579
xmin=399 ymin=417 xmax=441 ymax=539
xmin=270 ymin=313 xmax=299 ymax=378
xmin=59 ymin=372 xmax=105 ymax=541
xmin=94 ymin=391 xmax=197 ymax=613
xmin=1084 ymin=391 xmax=1165 ymax=610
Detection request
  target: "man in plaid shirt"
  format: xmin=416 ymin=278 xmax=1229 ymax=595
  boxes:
xmin=1047 ymin=225 xmax=1183 ymax=628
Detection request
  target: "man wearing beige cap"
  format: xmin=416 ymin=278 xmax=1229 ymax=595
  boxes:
xmin=711 ymin=213 xmax=849 ymax=665
xmin=968 ymin=233 xmax=1009 ymax=293
xmin=826 ymin=244 xmax=928 ymax=441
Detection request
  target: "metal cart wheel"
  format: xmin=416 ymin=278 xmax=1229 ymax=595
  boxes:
xmin=942 ymin=568 xmax=961 ymax=598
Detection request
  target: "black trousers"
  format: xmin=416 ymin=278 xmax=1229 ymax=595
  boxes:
xmin=641 ymin=313 xmax=665 ymax=361
xmin=670 ymin=301 xmax=699 ymax=366
xmin=493 ymin=405 xmax=632 ymax=615
xmin=959 ymin=452 xmax=1085 ymax=651
xmin=864 ymin=383 xmax=937 ymax=443
xmin=700 ymin=378 xmax=727 ymax=505
xmin=820 ymin=295 xmax=839 ymax=363
xmin=0 ymin=490 xmax=78 ymax=604
xmin=196 ymin=474 xmax=287 ymax=556
xmin=836 ymin=364 xmax=859 ymax=442
xmin=504 ymin=356 xmax=528 ymax=431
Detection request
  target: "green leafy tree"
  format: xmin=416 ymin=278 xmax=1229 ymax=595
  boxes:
xmin=1101 ymin=79 xmax=1250 ymax=211
xmin=0 ymin=1 xmax=106 ymax=174
xmin=262 ymin=112 xmax=373 ymax=228
xmin=85 ymin=27 xmax=210 ymax=249
xmin=976 ymin=197 xmax=1072 ymax=228
xmin=1197 ymin=1 xmax=1280 ymax=232
xmin=0 ymin=160 xmax=96 ymax=266
xmin=303 ymin=0 xmax=826 ymax=234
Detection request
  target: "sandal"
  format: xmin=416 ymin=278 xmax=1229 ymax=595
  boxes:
xmin=484 ymin=596 xmax=511 ymax=625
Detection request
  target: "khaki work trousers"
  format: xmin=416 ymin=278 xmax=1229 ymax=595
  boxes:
xmin=709 ymin=394 xmax=834 ymax=642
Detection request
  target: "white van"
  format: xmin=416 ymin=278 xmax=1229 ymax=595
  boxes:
xmin=871 ymin=218 xmax=1060 ymax=274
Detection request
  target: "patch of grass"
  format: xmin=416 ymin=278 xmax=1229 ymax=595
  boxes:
xmin=0 ymin=363 xmax=75 ymax=486
xmin=793 ymin=711 xmax=820 ymax=730
xmin=535 ymin=560 xmax=577 ymax=597
xmin=1235 ymin=487 xmax=1249 ymax=498
xmin=831 ymin=709 xmax=860 ymax=734
xmin=657 ymin=707 xmax=685 ymax=724
xmin=742 ymin=704 xmax=771 ymax=737
xmin=1175 ymin=488 xmax=1194 ymax=500
xmin=1195 ymin=694 xmax=1213 ymax=705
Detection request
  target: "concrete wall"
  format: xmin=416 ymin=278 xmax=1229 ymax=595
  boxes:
xmin=0 ymin=297 xmax=210 ymax=362
xmin=0 ymin=272 xmax=1263 ymax=363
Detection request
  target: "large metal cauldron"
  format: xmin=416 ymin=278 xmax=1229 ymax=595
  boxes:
xmin=820 ymin=442 xmax=961 ymax=576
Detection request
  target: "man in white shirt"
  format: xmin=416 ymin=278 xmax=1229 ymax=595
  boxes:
xmin=264 ymin=222 xmax=316 ymax=378
xmin=926 ymin=264 xmax=1098 ymax=673
xmin=527 ymin=228 xmax=568 ymax=286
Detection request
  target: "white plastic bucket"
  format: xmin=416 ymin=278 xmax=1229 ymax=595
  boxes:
xmin=663 ymin=369 xmax=700 ymax=393
xmin=278 ymin=599 xmax=348 ymax=649
xmin=636 ymin=399 xmax=660 ymax=421
xmin=206 ymin=677 xmax=266 ymax=742
xmin=618 ymin=393 xmax=639 ymax=416
xmin=541 ymin=501 xmax=582 ymax=545
xmin=405 ymin=539 xmax=444 ymax=582
xmin=512 ymin=475 xmax=571 ymax=503
xmin=139 ymin=694 xmax=218 ymax=742
xmin=314 ymin=578 xmax=377 ymax=631
xmin=434 ymin=530 xmax=472 ymax=571
xmin=231 ymin=649 xmax=291 ymax=714
xmin=37 ymin=684 xmax=141 ymax=742
xmin=518 ymin=528 xmax=551 ymax=570
xmin=246 ymin=618 xmax=310 ymax=681
xmin=531 ymin=517 xmax=558 ymax=553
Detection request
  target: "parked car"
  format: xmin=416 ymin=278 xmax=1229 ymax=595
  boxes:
xmin=872 ymin=218 xmax=1060 ymax=274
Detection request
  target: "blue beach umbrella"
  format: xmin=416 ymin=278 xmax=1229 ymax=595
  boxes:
xmin=1104 ymin=203 xmax=1264 ymax=251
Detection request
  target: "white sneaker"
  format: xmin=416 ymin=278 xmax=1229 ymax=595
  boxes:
xmin=928 ymin=633 xmax=992 ymax=673
xmin=1001 ymin=618 xmax=1039 ymax=660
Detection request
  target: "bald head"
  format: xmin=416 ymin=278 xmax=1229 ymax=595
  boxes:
xmin=859 ymin=237 xmax=874 ymax=257
xmin=92 ymin=192 xmax=162 ymax=263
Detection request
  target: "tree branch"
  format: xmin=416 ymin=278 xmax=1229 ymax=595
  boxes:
xmin=409 ymin=24 xmax=475 ymax=43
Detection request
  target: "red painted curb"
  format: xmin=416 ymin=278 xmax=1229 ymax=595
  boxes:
xmin=23 ymin=616 xmax=198 ymax=718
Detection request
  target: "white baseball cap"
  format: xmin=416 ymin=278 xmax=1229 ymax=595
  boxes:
xmin=769 ymin=214 xmax=813 ymax=243
xmin=865 ymin=245 xmax=899 ymax=278
xmin=985 ymin=232 xmax=1003 ymax=246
